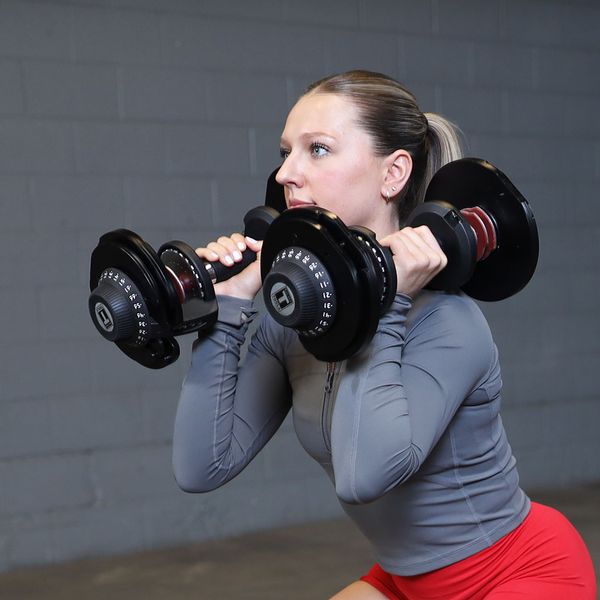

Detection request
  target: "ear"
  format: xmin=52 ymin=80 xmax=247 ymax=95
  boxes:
xmin=381 ymin=149 xmax=412 ymax=199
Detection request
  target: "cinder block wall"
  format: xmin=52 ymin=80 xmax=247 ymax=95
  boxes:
xmin=0 ymin=0 xmax=598 ymax=572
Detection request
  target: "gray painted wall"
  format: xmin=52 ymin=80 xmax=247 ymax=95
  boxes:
xmin=0 ymin=0 xmax=599 ymax=573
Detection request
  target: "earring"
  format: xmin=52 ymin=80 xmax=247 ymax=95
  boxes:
xmin=385 ymin=190 xmax=391 ymax=203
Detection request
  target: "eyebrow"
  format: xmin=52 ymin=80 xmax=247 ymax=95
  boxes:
xmin=279 ymin=131 xmax=337 ymax=146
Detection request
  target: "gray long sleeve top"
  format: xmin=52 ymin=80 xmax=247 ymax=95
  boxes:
xmin=173 ymin=290 xmax=530 ymax=575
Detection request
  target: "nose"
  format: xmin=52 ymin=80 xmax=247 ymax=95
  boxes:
xmin=275 ymin=152 xmax=303 ymax=189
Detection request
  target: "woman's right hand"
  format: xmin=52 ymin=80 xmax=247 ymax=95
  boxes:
xmin=195 ymin=234 xmax=263 ymax=300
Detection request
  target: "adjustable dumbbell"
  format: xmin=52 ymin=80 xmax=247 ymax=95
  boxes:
xmin=88 ymin=206 xmax=277 ymax=369
xmin=260 ymin=158 xmax=539 ymax=362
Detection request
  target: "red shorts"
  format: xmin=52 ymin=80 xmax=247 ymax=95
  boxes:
xmin=361 ymin=502 xmax=597 ymax=600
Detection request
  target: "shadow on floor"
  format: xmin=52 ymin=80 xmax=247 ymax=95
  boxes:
xmin=0 ymin=485 xmax=598 ymax=599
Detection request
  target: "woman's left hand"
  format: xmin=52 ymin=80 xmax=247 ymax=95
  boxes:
xmin=380 ymin=226 xmax=448 ymax=298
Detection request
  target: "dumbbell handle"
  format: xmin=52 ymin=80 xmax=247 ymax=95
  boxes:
xmin=204 ymin=247 xmax=257 ymax=283
xmin=202 ymin=204 xmax=279 ymax=283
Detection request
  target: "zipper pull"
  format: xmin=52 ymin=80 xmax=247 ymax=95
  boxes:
xmin=325 ymin=361 xmax=335 ymax=393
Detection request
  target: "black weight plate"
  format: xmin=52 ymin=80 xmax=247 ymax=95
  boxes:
xmin=264 ymin=168 xmax=287 ymax=213
xmin=261 ymin=207 xmax=381 ymax=361
xmin=90 ymin=229 xmax=182 ymax=328
xmin=425 ymin=158 xmax=539 ymax=302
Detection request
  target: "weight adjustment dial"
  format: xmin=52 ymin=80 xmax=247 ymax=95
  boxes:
xmin=88 ymin=269 xmax=151 ymax=345
xmin=263 ymin=247 xmax=337 ymax=336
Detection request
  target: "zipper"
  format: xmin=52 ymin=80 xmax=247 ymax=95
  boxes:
xmin=321 ymin=361 xmax=338 ymax=453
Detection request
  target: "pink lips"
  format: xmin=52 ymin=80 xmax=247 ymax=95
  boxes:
xmin=288 ymin=198 xmax=315 ymax=209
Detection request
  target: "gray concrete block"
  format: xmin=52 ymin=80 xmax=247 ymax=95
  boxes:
xmin=323 ymin=29 xmax=399 ymax=77
xmin=472 ymin=43 xmax=534 ymax=90
xmin=0 ymin=119 xmax=74 ymax=173
xmin=0 ymin=516 xmax=56 ymax=572
xmin=402 ymin=36 xmax=471 ymax=86
xmin=208 ymin=72 xmax=288 ymax=125
xmin=438 ymin=86 xmax=503 ymax=134
xmin=558 ymin=4 xmax=600 ymax=50
xmin=505 ymin=90 xmax=566 ymax=137
xmin=165 ymin=124 xmax=250 ymax=176
xmin=283 ymin=0 xmax=359 ymax=28
xmin=0 ymin=231 xmax=83 ymax=286
xmin=253 ymin=125 xmax=283 ymax=178
xmin=48 ymin=392 xmax=147 ymax=453
xmin=89 ymin=444 xmax=175 ymax=505
xmin=468 ymin=135 xmax=596 ymax=184
xmin=503 ymin=1 xmax=563 ymax=47
xmin=0 ymin=60 xmax=23 ymax=114
xmin=0 ymin=455 xmax=94 ymax=518
xmin=123 ymin=176 xmax=212 ymax=230
xmin=30 ymin=175 xmax=126 ymax=232
xmin=0 ymin=287 xmax=38 ymax=344
xmin=536 ymin=225 xmax=598 ymax=270
xmin=71 ymin=5 xmax=161 ymax=64
xmin=49 ymin=504 xmax=147 ymax=566
xmin=0 ymin=399 xmax=53 ymax=459
xmin=23 ymin=61 xmax=119 ymax=118
xmin=404 ymin=82 xmax=437 ymax=112
xmin=505 ymin=1 xmax=600 ymax=51
xmin=0 ymin=176 xmax=30 ymax=231
xmin=437 ymin=0 xmax=501 ymax=39
xmin=74 ymin=122 xmax=165 ymax=175
xmin=565 ymin=95 xmax=600 ymax=139
xmin=358 ymin=0 xmax=432 ymax=34
xmin=514 ymin=179 xmax=565 ymax=227
xmin=120 ymin=66 xmax=208 ymax=121
xmin=140 ymin=388 xmax=179 ymax=445
xmin=0 ymin=340 xmax=92 ymax=402
xmin=192 ymin=0 xmax=284 ymax=20
xmin=537 ymin=48 xmax=600 ymax=95
xmin=160 ymin=16 xmax=326 ymax=74
xmin=212 ymin=176 xmax=270 ymax=228
xmin=0 ymin=1 xmax=71 ymax=59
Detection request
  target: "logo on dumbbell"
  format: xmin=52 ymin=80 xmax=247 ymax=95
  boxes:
xmin=270 ymin=282 xmax=295 ymax=316
xmin=94 ymin=302 xmax=114 ymax=333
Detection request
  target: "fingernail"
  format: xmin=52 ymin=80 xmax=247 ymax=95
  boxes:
xmin=224 ymin=256 xmax=233 ymax=266
xmin=245 ymin=236 xmax=257 ymax=244
xmin=233 ymin=250 xmax=242 ymax=261
xmin=237 ymin=241 xmax=246 ymax=251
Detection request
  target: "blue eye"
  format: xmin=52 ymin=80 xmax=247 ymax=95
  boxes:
xmin=279 ymin=147 xmax=291 ymax=160
xmin=311 ymin=142 xmax=329 ymax=158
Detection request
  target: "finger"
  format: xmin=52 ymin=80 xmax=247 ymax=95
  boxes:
xmin=396 ymin=228 xmax=447 ymax=271
xmin=217 ymin=236 xmax=245 ymax=262
xmin=205 ymin=241 xmax=238 ymax=266
xmin=410 ymin=225 xmax=445 ymax=254
xmin=231 ymin=232 xmax=247 ymax=252
xmin=195 ymin=246 xmax=219 ymax=261
xmin=244 ymin=237 xmax=263 ymax=253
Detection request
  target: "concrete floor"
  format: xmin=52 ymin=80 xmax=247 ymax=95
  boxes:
xmin=0 ymin=485 xmax=598 ymax=599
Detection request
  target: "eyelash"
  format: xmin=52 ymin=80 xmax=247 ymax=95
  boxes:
xmin=310 ymin=142 xmax=330 ymax=158
xmin=279 ymin=141 xmax=331 ymax=160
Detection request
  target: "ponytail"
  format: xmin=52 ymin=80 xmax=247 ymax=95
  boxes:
xmin=397 ymin=112 xmax=464 ymax=224
xmin=423 ymin=112 xmax=464 ymax=192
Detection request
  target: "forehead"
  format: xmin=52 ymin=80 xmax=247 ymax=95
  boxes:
xmin=281 ymin=92 xmax=362 ymax=139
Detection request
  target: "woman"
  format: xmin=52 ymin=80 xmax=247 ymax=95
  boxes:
xmin=173 ymin=71 xmax=596 ymax=599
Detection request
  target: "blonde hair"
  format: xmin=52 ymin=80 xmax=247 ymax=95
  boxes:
xmin=305 ymin=70 xmax=463 ymax=223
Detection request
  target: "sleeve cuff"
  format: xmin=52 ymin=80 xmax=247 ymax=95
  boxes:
xmin=216 ymin=295 xmax=258 ymax=327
